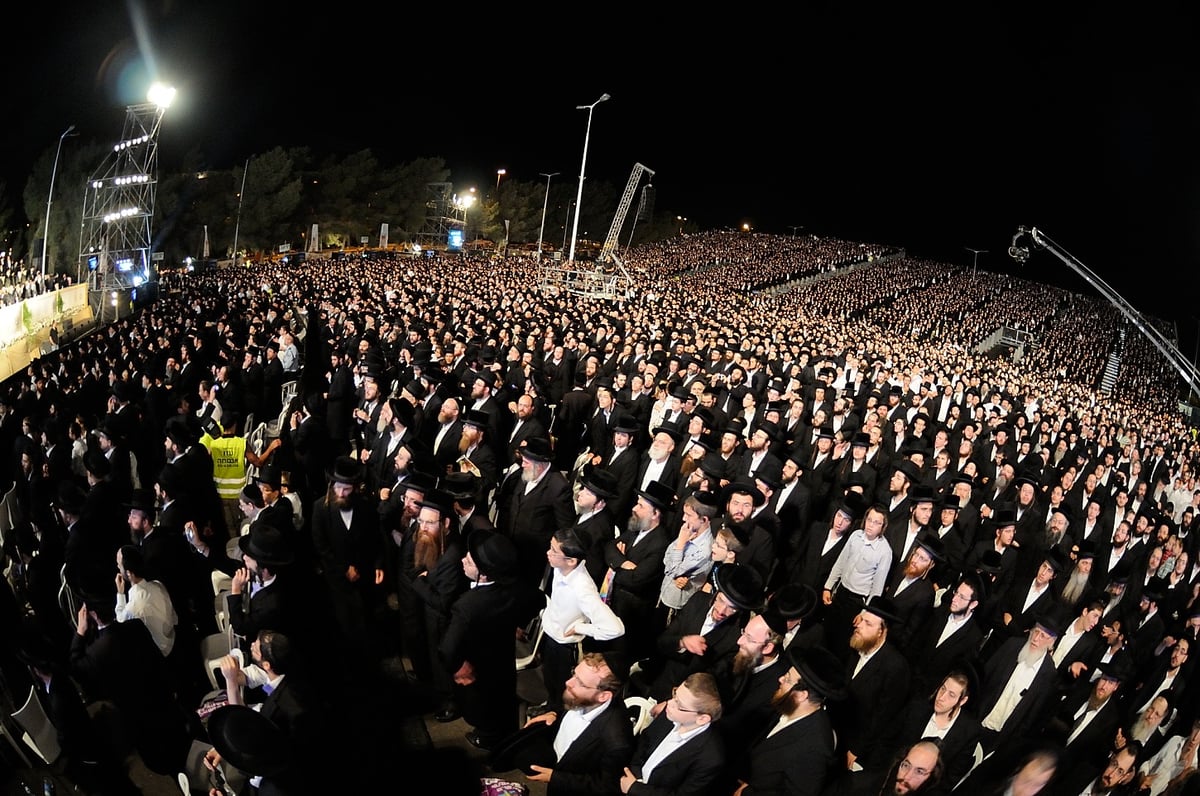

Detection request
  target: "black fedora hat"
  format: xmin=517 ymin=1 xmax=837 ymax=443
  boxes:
xmin=913 ymin=532 xmax=946 ymax=564
xmin=651 ymin=423 xmax=685 ymax=446
xmin=909 ymin=484 xmax=937 ymax=505
xmin=53 ymin=481 xmax=87 ymax=515
xmin=720 ymin=480 xmax=766 ymax=508
xmin=895 ymin=460 xmax=922 ymax=483
xmin=786 ymin=645 xmax=848 ymax=701
xmin=254 ymin=464 xmax=283 ymax=490
xmin=637 ymin=480 xmax=678 ymax=513
xmin=1043 ymin=546 xmax=1070 ymax=574
xmin=518 ymin=436 xmax=554 ymax=462
xmin=612 ymin=417 xmax=641 ymax=436
xmin=579 ymin=468 xmax=620 ymax=501
xmin=124 ymin=487 xmax=157 ymax=516
xmin=441 ymin=471 xmax=480 ymax=501
xmin=1034 ymin=601 xmax=1073 ymax=637
xmin=164 ymin=418 xmax=197 ymax=448
xmin=461 ymin=408 xmax=491 ymax=430
xmin=712 ymin=563 xmax=765 ymax=612
xmin=992 ymin=504 xmax=1018 ymax=527
xmin=238 ymin=520 xmax=295 ymax=567
xmin=862 ymin=595 xmax=902 ymax=625
xmin=418 ymin=488 xmax=455 ymax=519
xmin=207 ymin=705 xmax=291 ymax=778
xmin=835 ymin=490 xmax=869 ymax=522
xmin=976 ymin=549 xmax=1004 ymax=576
xmin=767 ymin=583 xmax=817 ymax=622
xmin=326 ymin=455 xmax=362 ymax=485
xmin=467 ymin=529 xmax=520 ymax=583
xmin=487 ymin=723 xmax=555 ymax=775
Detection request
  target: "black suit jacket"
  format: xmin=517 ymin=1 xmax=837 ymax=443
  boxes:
xmin=977 ymin=637 xmax=1060 ymax=748
xmin=68 ymin=619 xmax=191 ymax=774
xmin=904 ymin=602 xmax=985 ymax=696
xmin=604 ymin=447 xmax=641 ymax=525
xmin=738 ymin=707 xmax=836 ymax=796
xmin=501 ymin=468 xmax=576 ymax=586
xmin=837 ymin=641 xmax=911 ymax=769
xmin=508 ymin=701 xmax=635 ymax=796
xmin=628 ymin=712 xmax=727 ymax=796
xmin=890 ymin=696 xmax=983 ymax=790
xmin=648 ymin=590 xmax=745 ymax=701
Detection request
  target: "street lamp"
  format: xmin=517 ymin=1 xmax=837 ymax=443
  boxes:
xmin=41 ymin=124 xmax=76 ymax=279
xmin=536 ymin=172 xmax=559 ymax=261
xmin=568 ymin=93 xmax=610 ymax=264
xmin=677 ymin=216 xmax=687 ymax=235
xmin=965 ymin=246 xmax=987 ymax=286
xmin=495 ymin=168 xmax=507 ymax=196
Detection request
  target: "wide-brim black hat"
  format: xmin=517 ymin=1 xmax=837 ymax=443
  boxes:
xmin=895 ymin=460 xmax=922 ymax=483
xmin=651 ymin=423 xmax=686 ymax=446
xmin=488 ymin=723 xmax=555 ymax=775
xmin=579 ymin=467 xmax=620 ymax=501
xmin=468 ymin=529 xmax=520 ymax=583
xmin=786 ymin=645 xmax=848 ymax=701
xmin=326 ymin=455 xmax=362 ymax=485
xmin=440 ymin=472 xmax=480 ymax=501
xmin=518 ymin=436 xmax=554 ymax=462
xmin=712 ymin=563 xmax=765 ymax=611
xmin=1034 ymin=601 xmax=1073 ymax=637
xmin=637 ymin=479 xmax=678 ymax=513
xmin=719 ymin=480 xmax=766 ymax=508
xmin=913 ymin=531 xmax=946 ymax=564
xmin=123 ymin=487 xmax=157 ymax=516
xmin=254 ymin=464 xmax=283 ymax=490
xmin=835 ymin=490 xmax=868 ymax=521
xmin=207 ymin=705 xmax=291 ymax=778
xmin=461 ymin=408 xmax=491 ymax=430
xmin=862 ymin=595 xmax=902 ymax=625
xmin=238 ymin=520 xmax=295 ymax=567
xmin=767 ymin=583 xmax=817 ymax=621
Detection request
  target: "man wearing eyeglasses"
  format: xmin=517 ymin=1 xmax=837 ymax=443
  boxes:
xmin=1051 ymin=741 xmax=1142 ymax=796
xmin=490 ymin=652 xmax=635 ymax=796
xmin=619 ymin=672 xmax=727 ymax=795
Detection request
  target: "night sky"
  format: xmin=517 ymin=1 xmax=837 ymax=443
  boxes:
xmin=6 ymin=4 xmax=1199 ymax=348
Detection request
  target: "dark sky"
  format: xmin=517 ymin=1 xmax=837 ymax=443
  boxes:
xmin=7 ymin=4 xmax=1200 ymax=351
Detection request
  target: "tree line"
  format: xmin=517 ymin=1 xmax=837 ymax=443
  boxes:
xmin=4 ymin=141 xmax=690 ymax=279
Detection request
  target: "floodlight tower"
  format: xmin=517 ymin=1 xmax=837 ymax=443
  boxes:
xmin=78 ymin=82 xmax=175 ymax=322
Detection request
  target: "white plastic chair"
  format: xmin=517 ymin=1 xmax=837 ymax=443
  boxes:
xmin=11 ymin=685 xmax=61 ymax=764
xmin=624 ymin=696 xmax=657 ymax=736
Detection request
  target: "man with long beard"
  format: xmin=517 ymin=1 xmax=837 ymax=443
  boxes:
xmin=1060 ymin=541 xmax=1097 ymax=609
xmin=710 ymin=609 xmax=790 ymax=767
xmin=730 ymin=645 xmax=847 ymax=796
xmin=409 ymin=489 xmax=468 ymax=723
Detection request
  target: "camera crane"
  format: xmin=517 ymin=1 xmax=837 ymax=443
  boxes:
xmin=1008 ymin=226 xmax=1200 ymax=400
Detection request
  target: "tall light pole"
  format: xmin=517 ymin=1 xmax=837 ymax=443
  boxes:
xmin=536 ymin=172 xmax=559 ymax=261
xmin=495 ymin=168 xmax=507 ymax=196
xmin=231 ymin=158 xmax=250 ymax=267
xmin=568 ymin=93 xmax=609 ymax=264
xmin=965 ymin=246 xmax=987 ymax=285
xmin=41 ymin=124 xmax=76 ymax=279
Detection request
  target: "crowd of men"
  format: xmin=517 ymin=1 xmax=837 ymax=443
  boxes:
xmin=0 ymin=229 xmax=1198 ymax=796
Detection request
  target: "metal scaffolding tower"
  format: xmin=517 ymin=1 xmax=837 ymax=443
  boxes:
xmin=78 ymin=101 xmax=166 ymax=322
xmin=538 ymin=163 xmax=650 ymax=301
xmin=415 ymin=182 xmax=470 ymax=250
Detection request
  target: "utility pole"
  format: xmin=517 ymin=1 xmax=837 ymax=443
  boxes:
xmin=965 ymin=246 xmax=987 ymax=286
